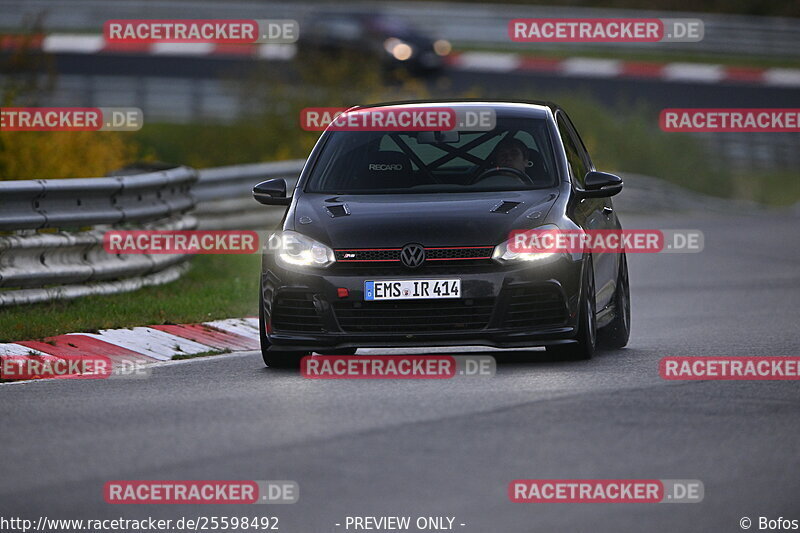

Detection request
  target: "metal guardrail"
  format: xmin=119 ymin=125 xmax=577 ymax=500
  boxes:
xmin=0 ymin=166 xmax=196 ymax=231
xmin=0 ymin=219 xmax=195 ymax=306
xmin=0 ymin=161 xmax=304 ymax=307
xmin=0 ymin=166 xmax=197 ymax=306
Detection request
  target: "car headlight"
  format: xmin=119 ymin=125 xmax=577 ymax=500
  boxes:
xmin=433 ymin=39 xmax=452 ymax=56
xmin=492 ymin=224 xmax=561 ymax=264
xmin=384 ymin=38 xmax=413 ymax=61
xmin=271 ymin=230 xmax=336 ymax=268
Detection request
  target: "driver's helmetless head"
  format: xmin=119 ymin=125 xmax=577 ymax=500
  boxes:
xmin=494 ymin=138 xmax=529 ymax=172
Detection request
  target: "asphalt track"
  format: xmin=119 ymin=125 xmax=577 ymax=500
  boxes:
xmin=1 ymin=204 xmax=799 ymax=532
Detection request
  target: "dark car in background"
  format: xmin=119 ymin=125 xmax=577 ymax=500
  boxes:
xmin=253 ymin=101 xmax=630 ymax=367
xmin=300 ymin=12 xmax=452 ymax=74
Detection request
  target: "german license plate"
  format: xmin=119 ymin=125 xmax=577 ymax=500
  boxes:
xmin=364 ymin=279 xmax=461 ymax=301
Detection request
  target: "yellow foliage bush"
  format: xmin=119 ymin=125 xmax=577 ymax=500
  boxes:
xmin=0 ymin=130 xmax=141 ymax=180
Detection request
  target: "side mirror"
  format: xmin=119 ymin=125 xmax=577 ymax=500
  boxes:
xmin=253 ymin=178 xmax=291 ymax=206
xmin=577 ymin=171 xmax=623 ymax=198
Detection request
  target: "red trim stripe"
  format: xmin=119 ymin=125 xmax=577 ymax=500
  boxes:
xmin=337 ymin=246 xmax=492 ymax=251
xmin=428 ymin=257 xmax=491 ymax=261
xmin=426 ymin=246 xmax=494 ymax=250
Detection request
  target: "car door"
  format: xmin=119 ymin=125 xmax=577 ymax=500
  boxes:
xmin=556 ymin=111 xmax=617 ymax=312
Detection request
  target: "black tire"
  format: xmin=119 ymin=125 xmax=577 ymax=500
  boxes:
xmin=546 ymin=257 xmax=597 ymax=360
xmin=261 ymin=348 xmax=307 ymax=368
xmin=259 ymin=290 xmax=309 ymax=368
xmin=598 ymin=253 xmax=631 ymax=349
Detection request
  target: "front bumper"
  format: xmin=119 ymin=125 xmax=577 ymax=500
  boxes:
xmin=261 ymin=254 xmax=584 ymax=352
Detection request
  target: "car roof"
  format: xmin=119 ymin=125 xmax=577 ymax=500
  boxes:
xmin=349 ymin=100 xmax=558 ymax=119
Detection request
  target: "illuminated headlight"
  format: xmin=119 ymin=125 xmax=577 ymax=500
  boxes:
xmin=271 ymin=230 xmax=336 ymax=268
xmin=384 ymin=38 xmax=413 ymax=61
xmin=492 ymin=225 xmax=560 ymax=264
xmin=433 ymin=39 xmax=452 ymax=56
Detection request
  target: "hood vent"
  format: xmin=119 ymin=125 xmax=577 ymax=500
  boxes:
xmin=491 ymin=201 xmax=521 ymax=214
xmin=325 ymin=204 xmax=350 ymax=218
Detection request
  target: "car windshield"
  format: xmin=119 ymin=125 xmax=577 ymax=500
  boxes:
xmin=305 ymin=116 xmax=559 ymax=194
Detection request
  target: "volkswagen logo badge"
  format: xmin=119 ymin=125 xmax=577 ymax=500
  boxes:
xmin=400 ymin=244 xmax=426 ymax=269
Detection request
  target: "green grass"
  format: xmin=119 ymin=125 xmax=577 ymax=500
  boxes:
xmin=731 ymin=171 xmax=800 ymax=206
xmin=0 ymin=253 xmax=261 ymax=342
xmin=171 ymin=348 xmax=233 ymax=361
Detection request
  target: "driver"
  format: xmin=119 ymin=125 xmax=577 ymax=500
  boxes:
xmin=493 ymin=137 xmax=529 ymax=174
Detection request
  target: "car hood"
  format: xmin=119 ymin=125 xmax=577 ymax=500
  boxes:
xmin=291 ymin=190 xmax=559 ymax=248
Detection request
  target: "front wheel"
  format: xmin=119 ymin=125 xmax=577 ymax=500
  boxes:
xmin=259 ymin=290 xmax=309 ymax=368
xmin=546 ymin=257 xmax=596 ymax=360
xmin=261 ymin=350 xmax=307 ymax=368
xmin=598 ymin=253 xmax=631 ymax=349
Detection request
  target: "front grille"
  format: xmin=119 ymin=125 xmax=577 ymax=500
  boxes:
xmin=334 ymin=246 xmax=494 ymax=263
xmin=270 ymin=291 xmax=325 ymax=333
xmin=427 ymin=247 xmax=494 ymax=260
xmin=333 ymin=246 xmax=495 ymax=274
xmin=335 ymin=249 xmax=402 ymax=262
xmin=502 ymin=285 xmax=568 ymax=329
xmin=332 ymin=298 xmax=495 ymax=333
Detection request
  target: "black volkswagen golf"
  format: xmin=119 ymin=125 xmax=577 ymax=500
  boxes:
xmin=253 ymin=101 xmax=630 ymax=367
